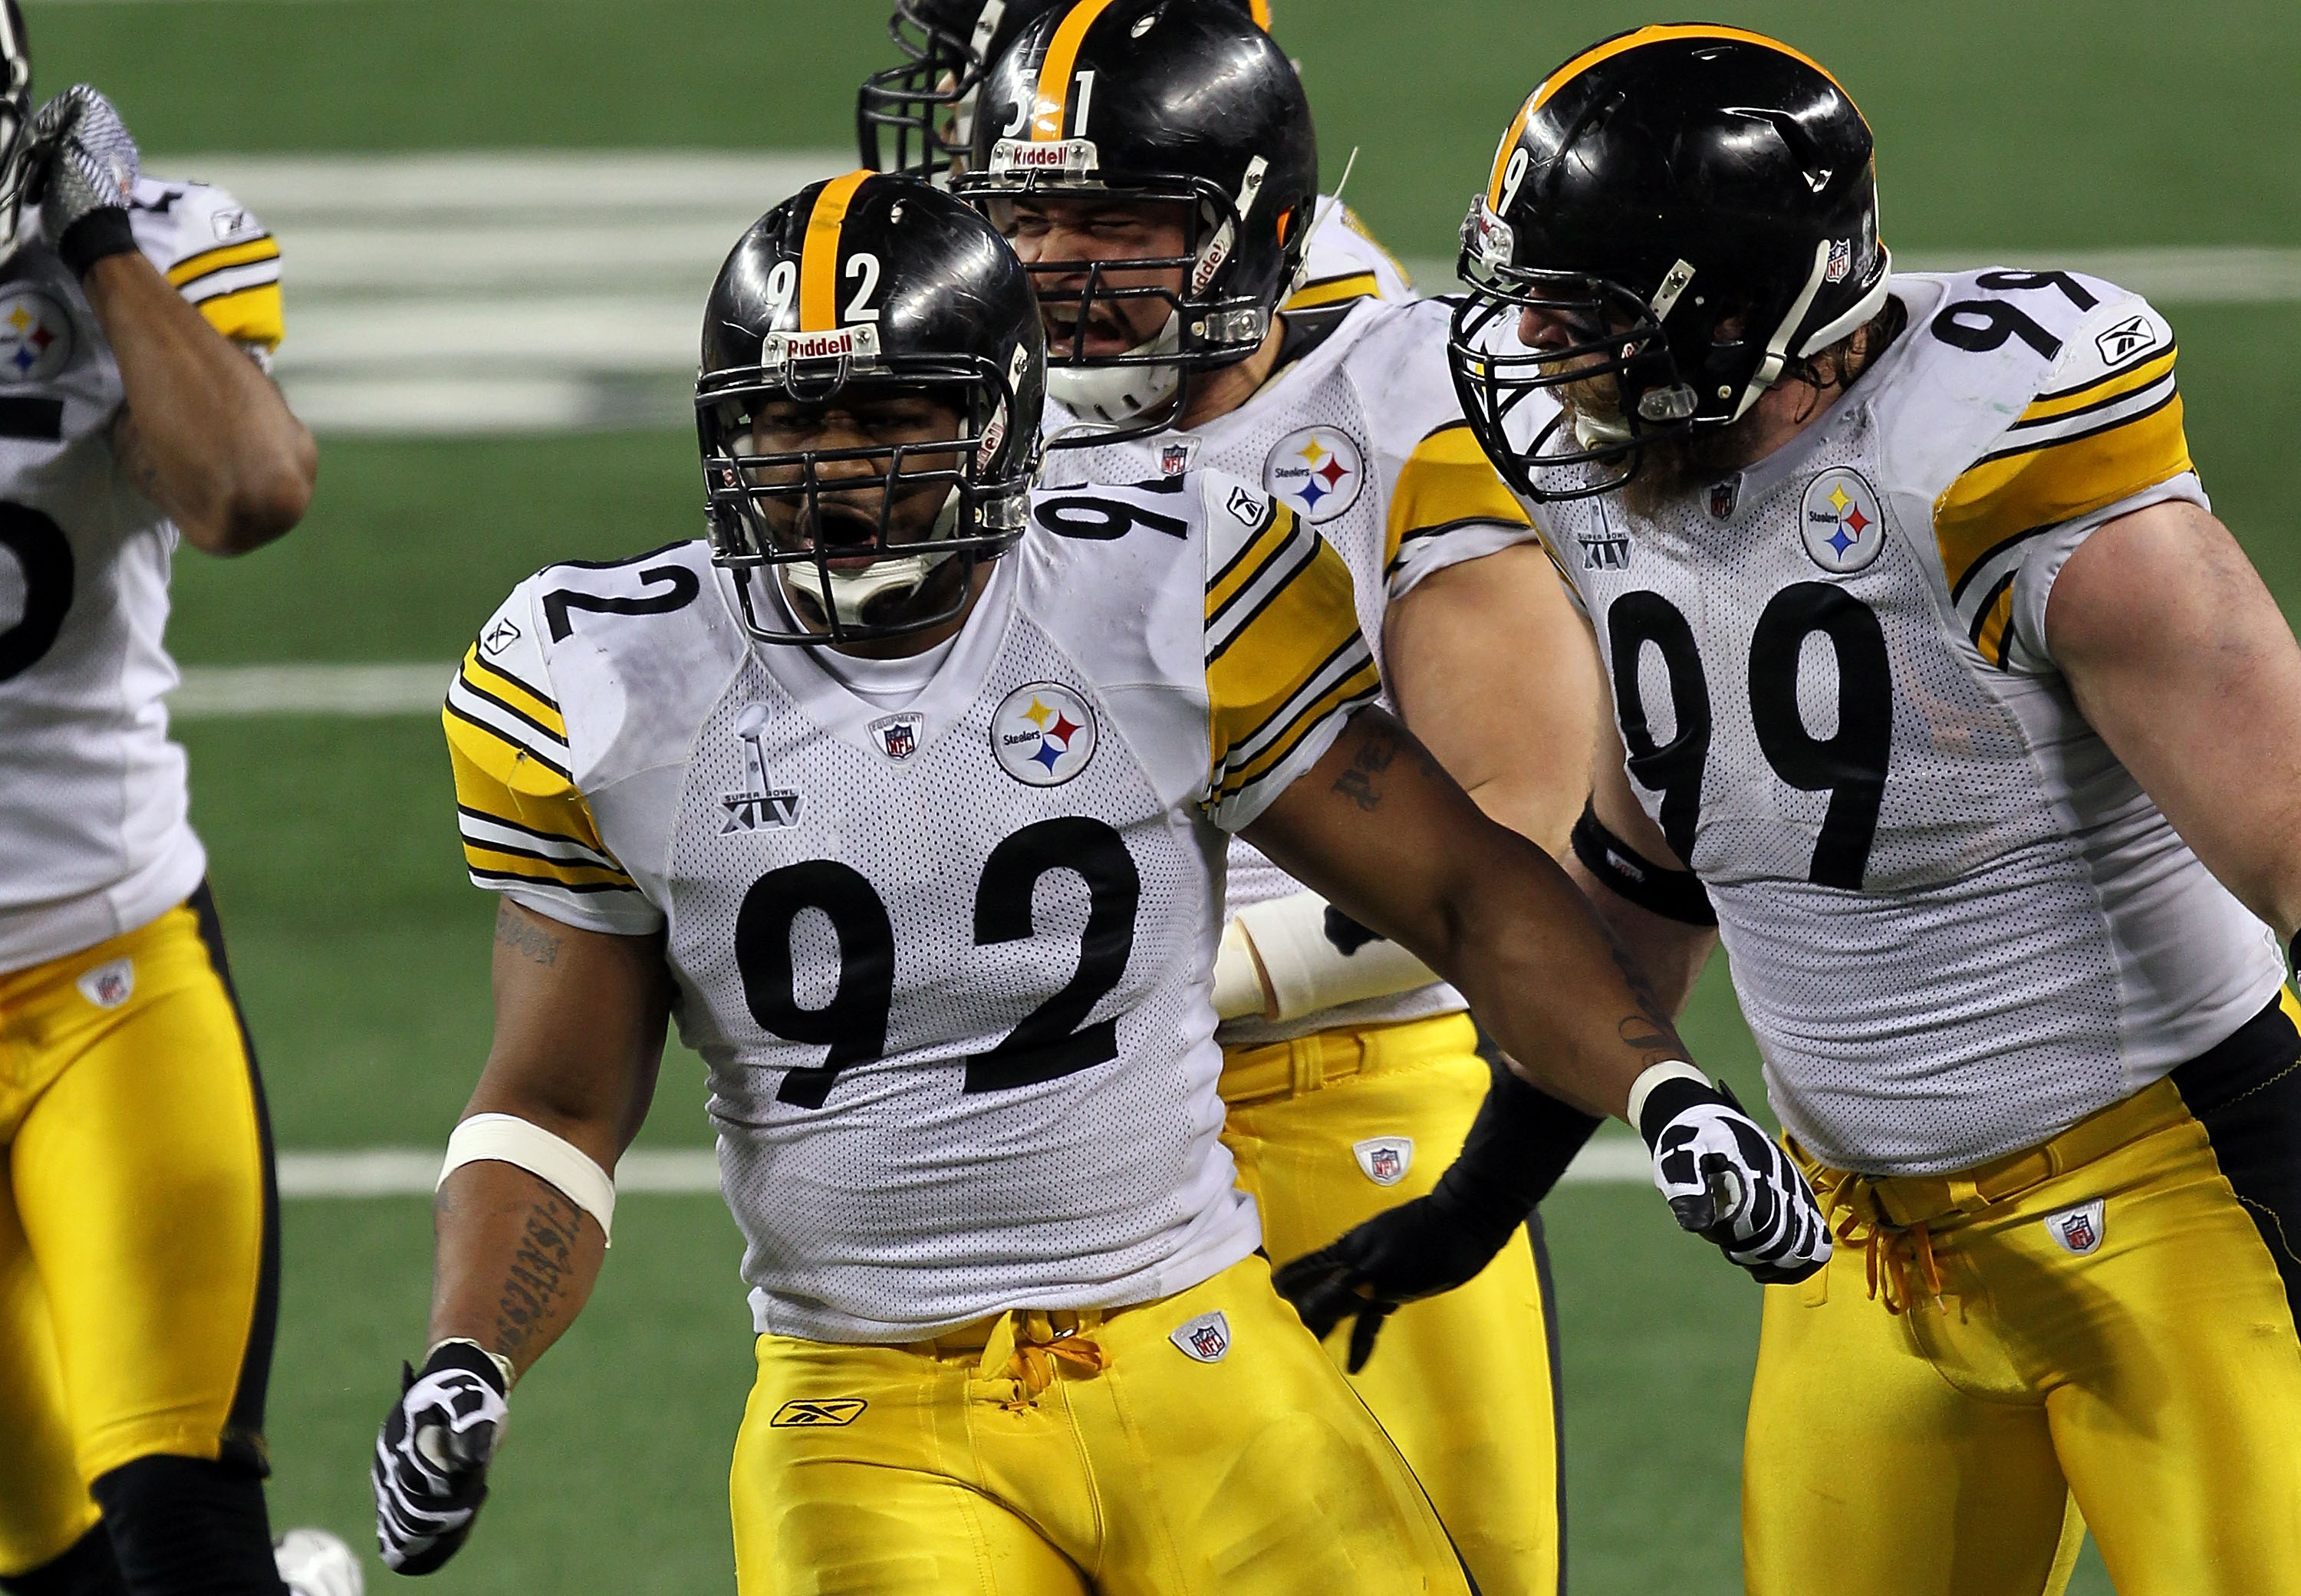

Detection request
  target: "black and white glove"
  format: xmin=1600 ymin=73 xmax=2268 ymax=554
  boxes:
xmin=1273 ymin=1066 xmax=1601 ymax=1371
xmin=25 ymin=85 xmax=138 ymax=277
xmin=372 ymin=1341 xmax=509 ymax=1575
xmin=1637 ymin=1069 xmax=1831 ymax=1284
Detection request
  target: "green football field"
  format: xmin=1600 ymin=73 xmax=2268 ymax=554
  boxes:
xmin=25 ymin=0 xmax=2301 ymax=1590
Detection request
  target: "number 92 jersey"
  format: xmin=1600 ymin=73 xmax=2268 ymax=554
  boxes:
xmin=1532 ymin=270 xmax=2286 ymax=1177
xmin=443 ymin=474 xmax=1380 ymax=1343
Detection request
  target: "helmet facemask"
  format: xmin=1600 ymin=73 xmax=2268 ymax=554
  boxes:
xmin=858 ymin=1 xmax=1013 ymax=183
xmin=700 ymin=348 xmax=1037 ymax=647
xmin=0 ymin=1 xmax=34 ymax=253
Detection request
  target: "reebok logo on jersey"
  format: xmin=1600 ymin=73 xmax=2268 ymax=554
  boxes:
xmin=1799 ymin=468 xmax=1886 ymax=575
xmin=0 ymin=288 xmax=74 ymax=383
xmin=1353 ymin=1137 xmax=1414 ymax=1187
xmin=769 ymin=1399 xmax=867 ymax=1427
xmin=75 ymin=957 xmax=133 ymax=1011
xmin=1169 ymin=1311 xmax=1232 ymax=1364
xmin=2046 ymin=1199 xmax=2105 ymax=1256
xmin=1264 ymin=426 xmax=1364 ymax=525
xmin=992 ymin=683 xmax=1098 ymax=787
xmin=869 ymin=712 xmax=923 ymax=762
xmin=723 ymin=703 xmax=805 ymax=831
xmin=2095 ymin=314 xmax=2161 ymax=367
xmin=481 ymin=617 xmax=521 ymax=656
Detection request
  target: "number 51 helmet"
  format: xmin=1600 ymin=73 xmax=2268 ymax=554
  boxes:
xmin=697 ymin=173 xmax=1045 ymax=645
xmin=1451 ymin=26 xmax=1892 ymax=500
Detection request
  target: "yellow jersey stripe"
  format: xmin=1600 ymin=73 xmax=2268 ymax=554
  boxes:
xmin=444 ymin=700 xmax=574 ymax=786
xmin=460 ymin=647 xmax=566 ymax=740
xmin=1386 ymin=420 xmax=1531 ymax=574
xmin=166 ymin=235 xmax=279 ymax=287
xmin=462 ymin=844 xmax=634 ymax=892
xmin=1534 ymin=26 xmax=1845 ymax=117
xmin=1934 ymin=396 xmax=2192 ymax=595
xmin=1486 ymin=92 xmax=1537 ymax=208
xmin=1282 ymin=271 xmax=1381 ymax=312
xmin=2016 ymin=347 xmax=2177 ymax=426
xmin=1033 ymin=0 xmax=1121 ymax=140
xmin=194 ymin=283 xmax=284 ymax=350
xmin=1970 ymin=572 xmax=2018 ymax=669
xmin=799 ymin=171 xmax=874 ymax=332
xmin=1206 ymin=532 xmax=1368 ymax=784
xmin=1217 ymin=641 xmax=1381 ymax=799
xmin=1204 ymin=500 xmax=1298 ymax=627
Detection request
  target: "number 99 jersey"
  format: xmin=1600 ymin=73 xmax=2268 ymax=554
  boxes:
xmin=1532 ymin=270 xmax=2286 ymax=1177
xmin=443 ymin=473 xmax=1379 ymax=1343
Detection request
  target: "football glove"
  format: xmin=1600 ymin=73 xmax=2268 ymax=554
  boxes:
xmin=1272 ymin=1065 xmax=1601 ymax=1372
xmin=371 ymin=1341 xmax=508 ymax=1576
xmin=25 ymin=85 xmax=138 ymax=277
xmin=1640 ymin=1075 xmax=1831 ymax=1284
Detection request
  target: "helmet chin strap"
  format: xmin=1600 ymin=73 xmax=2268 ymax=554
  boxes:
xmin=1046 ymin=312 xmax=1183 ymax=424
xmin=780 ymin=489 xmax=962 ymax=629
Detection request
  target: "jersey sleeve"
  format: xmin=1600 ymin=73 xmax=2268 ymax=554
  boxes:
xmin=1197 ymin=473 xmax=1382 ymax=831
xmin=130 ymin=179 xmax=285 ymax=354
xmin=1282 ymin=196 xmax=1415 ymax=313
xmin=1930 ymin=290 xmax=2198 ymax=671
xmin=1384 ymin=418 xmax=1539 ymax=598
xmin=442 ymin=587 xmax=665 ymax=936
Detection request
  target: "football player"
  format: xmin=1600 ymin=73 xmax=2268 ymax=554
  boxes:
xmin=369 ymin=174 xmax=1825 ymax=1594
xmin=858 ymin=0 xmax=1411 ymax=314
xmin=947 ymin=5 xmax=1604 ymax=1588
xmin=0 ymin=12 xmax=356 ymax=1596
xmin=1292 ymin=24 xmax=2301 ymax=1596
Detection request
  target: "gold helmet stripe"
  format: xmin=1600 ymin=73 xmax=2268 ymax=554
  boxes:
xmin=1032 ymin=0 xmax=1124 ymax=141
xmin=1531 ymin=25 xmax=1847 ymax=118
xmin=1484 ymin=90 xmax=1539 ymax=209
xmin=1249 ymin=0 xmax=1272 ymax=28
xmin=799 ymin=169 xmax=877 ymax=331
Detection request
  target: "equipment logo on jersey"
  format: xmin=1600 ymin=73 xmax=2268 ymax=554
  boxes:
xmin=724 ymin=703 xmax=805 ymax=831
xmin=992 ymin=683 xmax=1098 ymax=787
xmin=1263 ymin=426 xmax=1365 ymax=525
xmin=0 ymin=288 xmax=73 ymax=383
xmin=1352 ymin=1136 xmax=1414 ymax=1187
xmin=2046 ymin=1198 xmax=2106 ymax=1257
xmin=1169 ymin=1311 xmax=1233 ymax=1364
xmin=75 ymin=956 xmax=133 ymax=1011
xmin=2095 ymin=314 xmax=2161 ymax=366
xmin=480 ymin=617 xmax=521 ymax=656
xmin=1799 ymin=468 xmax=1886 ymax=574
xmin=1709 ymin=475 xmax=1743 ymax=521
xmin=769 ymin=1399 xmax=867 ymax=1427
xmin=869 ymin=712 xmax=923 ymax=762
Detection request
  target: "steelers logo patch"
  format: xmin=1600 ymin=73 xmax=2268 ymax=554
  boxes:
xmin=0 ymin=288 xmax=73 ymax=384
xmin=1799 ymin=467 xmax=1886 ymax=574
xmin=1263 ymin=425 xmax=1366 ymax=525
xmin=992 ymin=682 xmax=1098 ymax=787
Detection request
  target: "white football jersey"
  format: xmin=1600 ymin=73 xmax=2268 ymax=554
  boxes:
xmin=1048 ymin=295 xmax=1537 ymax=1045
xmin=446 ymin=474 xmax=1381 ymax=1343
xmin=1531 ymin=271 xmax=2284 ymax=1175
xmin=0 ymin=177 xmax=284 ymax=972
xmin=1283 ymin=193 xmax=1414 ymax=313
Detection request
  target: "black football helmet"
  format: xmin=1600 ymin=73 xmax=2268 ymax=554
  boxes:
xmin=858 ymin=0 xmax=1274 ymax=181
xmin=951 ymin=0 xmax=1316 ymax=431
xmin=697 ymin=173 xmax=1045 ymax=646
xmin=1450 ymin=25 xmax=1892 ymax=501
xmin=0 ymin=4 xmax=34 ymax=248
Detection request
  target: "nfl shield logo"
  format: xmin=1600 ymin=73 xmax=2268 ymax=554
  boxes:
xmin=2046 ymin=1198 xmax=2105 ymax=1256
xmin=870 ymin=712 xmax=923 ymax=762
xmin=75 ymin=957 xmax=134 ymax=1011
xmin=1353 ymin=1137 xmax=1414 ymax=1187
xmin=1825 ymin=237 xmax=1853 ymax=284
xmin=1159 ymin=438 xmax=1199 ymax=477
xmin=1169 ymin=1310 xmax=1232 ymax=1363
xmin=1709 ymin=475 xmax=1742 ymax=520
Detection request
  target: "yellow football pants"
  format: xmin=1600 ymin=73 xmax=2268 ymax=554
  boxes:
xmin=0 ymin=890 xmax=278 ymax=1578
xmin=1745 ymin=996 xmax=2301 ymax=1596
xmin=729 ymin=1252 xmax=1474 ymax=1595
xmin=1220 ymin=1012 xmax=1562 ymax=1596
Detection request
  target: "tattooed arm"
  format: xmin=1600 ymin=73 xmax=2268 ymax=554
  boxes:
xmin=426 ymin=901 xmax=674 ymax=1380
xmin=1243 ymin=706 xmax=1684 ymax=1121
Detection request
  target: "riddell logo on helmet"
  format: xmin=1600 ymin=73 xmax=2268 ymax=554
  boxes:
xmin=766 ymin=327 xmax=881 ymax=366
xmin=987 ymin=137 xmax=1098 ymax=176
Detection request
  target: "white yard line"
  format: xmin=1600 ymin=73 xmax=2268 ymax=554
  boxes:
xmin=278 ymin=1137 xmax=1650 ymax=1197
xmin=171 ymin=662 xmax=451 ymax=718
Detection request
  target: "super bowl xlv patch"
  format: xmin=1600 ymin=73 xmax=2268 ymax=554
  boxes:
xmin=991 ymin=682 xmax=1098 ymax=787
xmin=723 ymin=702 xmax=803 ymax=832
xmin=2045 ymin=1198 xmax=2105 ymax=1256
xmin=1168 ymin=1311 xmax=1232 ymax=1364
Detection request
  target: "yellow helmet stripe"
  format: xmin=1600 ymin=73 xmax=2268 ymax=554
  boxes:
xmin=1032 ymin=0 xmax=1123 ymax=141
xmin=798 ymin=169 xmax=876 ymax=331
xmin=1485 ymin=90 xmax=1539 ymax=209
xmin=1531 ymin=25 xmax=1847 ymax=117
xmin=1249 ymin=0 xmax=1272 ymax=28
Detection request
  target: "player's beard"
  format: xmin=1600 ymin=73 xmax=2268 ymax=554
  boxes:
xmin=1555 ymin=370 xmax=1742 ymax=519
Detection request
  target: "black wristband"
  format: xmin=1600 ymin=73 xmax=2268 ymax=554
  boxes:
xmin=1634 ymin=1074 xmax=1730 ymax=1150
xmin=1571 ymin=801 xmax=1717 ymax=926
xmin=1432 ymin=1065 xmax=1605 ymax=1237
xmin=419 ymin=1338 xmax=508 ymax=1397
xmin=58 ymin=207 xmax=137 ymax=278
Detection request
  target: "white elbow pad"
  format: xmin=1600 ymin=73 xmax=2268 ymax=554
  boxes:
xmin=1232 ymin=890 xmax=1443 ymax=1022
xmin=1213 ymin=915 xmax=1274 ymax=1019
xmin=439 ymin=1113 xmax=618 ymax=1246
